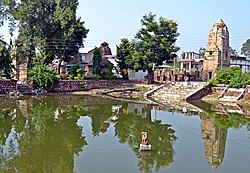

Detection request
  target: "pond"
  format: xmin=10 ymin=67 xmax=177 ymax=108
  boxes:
xmin=0 ymin=95 xmax=249 ymax=173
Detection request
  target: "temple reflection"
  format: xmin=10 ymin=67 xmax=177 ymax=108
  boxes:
xmin=200 ymin=114 xmax=227 ymax=169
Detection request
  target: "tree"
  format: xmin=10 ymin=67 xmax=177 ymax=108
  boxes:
xmin=0 ymin=42 xmax=12 ymax=78
xmin=229 ymin=46 xmax=238 ymax=56
xmin=28 ymin=63 xmax=59 ymax=88
xmin=116 ymin=38 xmax=134 ymax=79
xmin=92 ymin=47 xmax=102 ymax=75
xmin=45 ymin=0 xmax=89 ymax=74
xmin=199 ymin=47 xmax=206 ymax=59
xmin=241 ymin=39 xmax=250 ymax=57
xmin=0 ymin=0 xmax=16 ymax=34
xmin=134 ymin=12 xmax=180 ymax=83
xmin=2 ymin=0 xmax=89 ymax=73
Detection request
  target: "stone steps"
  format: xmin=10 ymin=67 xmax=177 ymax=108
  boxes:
xmin=150 ymin=82 xmax=206 ymax=100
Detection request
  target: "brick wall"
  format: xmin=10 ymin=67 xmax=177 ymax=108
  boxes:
xmin=50 ymin=80 xmax=143 ymax=92
xmin=0 ymin=80 xmax=17 ymax=94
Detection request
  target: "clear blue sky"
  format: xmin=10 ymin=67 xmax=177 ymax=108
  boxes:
xmin=1 ymin=0 xmax=250 ymax=56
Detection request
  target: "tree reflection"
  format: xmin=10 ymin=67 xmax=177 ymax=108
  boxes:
xmin=0 ymin=97 xmax=87 ymax=173
xmin=115 ymin=104 xmax=177 ymax=173
xmin=0 ymin=109 xmax=13 ymax=146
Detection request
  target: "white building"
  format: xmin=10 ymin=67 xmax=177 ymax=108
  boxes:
xmin=128 ymin=70 xmax=148 ymax=80
xmin=178 ymin=52 xmax=204 ymax=72
xmin=230 ymin=56 xmax=250 ymax=73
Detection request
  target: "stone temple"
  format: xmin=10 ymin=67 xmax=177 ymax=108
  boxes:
xmin=203 ymin=19 xmax=230 ymax=81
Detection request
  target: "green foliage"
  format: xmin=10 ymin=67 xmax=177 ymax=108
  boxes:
xmin=229 ymin=73 xmax=250 ymax=88
xmin=78 ymin=81 xmax=87 ymax=88
xmin=241 ymin=39 xmax=250 ymax=56
xmin=135 ymin=12 xmax=180 ymax=67
xmin=216 ymin=66 xmax=242 ymax=84
xmin=116 ymin=38 xmax=134 ymax=79
xmin=116 ymin=12 xmax=180 ymax=83
xmin=28 ymin=63 xmax=59 ymax=88
xmin=208 ymin=77 xmax=217 ymax=86
xmin=199 ymin=47 xmax=206 ymax=59
xmin=93 ymin=47 xmax=102 ymax=75
xmin=215 ymin=66 xmax=250 ymax=88
xmin=66 ymin=64 xmax=86 ymax=80
xmin=207 ymin=112 xmax=250 ymax=129
xmin=102 ymin=65 xmax=117 ymax=80
xmin=229 ymin=46 xmax=238 ymax=56
xmin=2 ymin=0 xmax=89 ymax=72
xmin=0 ymin=43 xmax=13 ymax=79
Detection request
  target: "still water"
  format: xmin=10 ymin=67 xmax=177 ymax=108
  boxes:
xmin=0 ymin=95 xmax=249 ymax=173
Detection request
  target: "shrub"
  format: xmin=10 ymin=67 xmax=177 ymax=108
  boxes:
xmin=216 ymin=66 xmax=242 ymax=84
xmin=208 ymin=77 xmax=217 ymax=86
xmin=28 ymin=63 xmax=59 ymax=88
xmin=67 ymin=64 xmax=86 ymax=80
xmin=215 ymin=66 xmax=250 ymax=88
xmin=229 ymin=73 xmax=250 ymax=88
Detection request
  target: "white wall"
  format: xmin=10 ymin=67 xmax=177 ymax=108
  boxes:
xmin=128 ymin=70 xmax=147 ymax=80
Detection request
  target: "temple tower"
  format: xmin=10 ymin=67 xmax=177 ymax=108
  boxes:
xmin=203 ymin=19 xmax=230 ymax=81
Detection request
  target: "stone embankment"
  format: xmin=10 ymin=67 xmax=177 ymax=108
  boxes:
xmin=146 ymin=81 xmax=208 ymax=102
xmin=0 ymin=79 xmax=143 ymax=95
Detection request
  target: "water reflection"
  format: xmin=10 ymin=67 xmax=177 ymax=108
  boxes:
xmin=114 ymin=104 xmax=176 ymax=172
xmin=0 ymin=96 xmax=177 ymax=173
xmin=201 ymin=114 xmax=227 ymax=169
xmin=0 ymin=96 xmax=250 ymax=172
xmin=0 ymin=96 xmax=86 ymax=173
xmin=156 ymin=99 xmax=250 ymax=169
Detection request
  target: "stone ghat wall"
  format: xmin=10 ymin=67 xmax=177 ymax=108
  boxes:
xmin=243 ymin=85 xmax=250 ymax=100
xmin=212 ymin=85 xmax=250 ymax=99
xmin=49 ymin=80 xmax=143 ymax=92
xmin=186 ymin=84 xmax=212 ymax=100
xmin=0 ymin=80 xmax=17 ymax=94
xmin=212 ymin=84 xmax=228 ymax=95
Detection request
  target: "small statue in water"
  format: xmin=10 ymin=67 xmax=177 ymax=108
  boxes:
xmin=141 ymin=132 xmax=149 ymax=145
xmin=140 ymin=132 xmax=151 ymax=151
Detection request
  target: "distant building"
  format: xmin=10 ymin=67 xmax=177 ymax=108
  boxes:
xmin=178 ymin=52 xmax=204 ymax=72
xmin=75 ymin=42 xmax=115 ymax=76
xmin=230 ymin=56 xmax=250 ymax=73
xmin=128 ymin=70 xmax=147 ymax=80
xmin=203 ymin=19 xmax=230 ymax=81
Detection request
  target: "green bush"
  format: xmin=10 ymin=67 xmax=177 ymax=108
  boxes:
xmin=208 ymin=77 xmax=217 ymax=86
xmin=28 ymin=63 xmax=59 ymax=88
xmin=229 ymin=73 xmax=250 ymax=88
xmin=67 ymin=64 xmax=86 ymax=80
xmin=216 ymin=66 xmax=242 ymax=84
xmin=215 ymin=66 xmax=250 ymax=88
